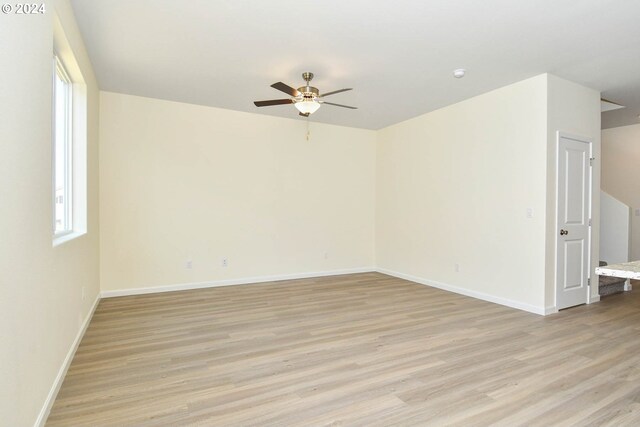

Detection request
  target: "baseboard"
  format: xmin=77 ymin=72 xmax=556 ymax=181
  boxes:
xmin=589 ymin=294 xmax=601 ymax=303
xmin=101 ymin=267 xmax=376 ymax=298
xmin=35 ymin=293 xmax=100 ymax=427
xmin=376 ymin=268 xmax=548 ymax=316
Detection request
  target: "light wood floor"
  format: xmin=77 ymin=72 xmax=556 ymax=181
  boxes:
xmin=47 ymin=273 xmax=640 ymax=426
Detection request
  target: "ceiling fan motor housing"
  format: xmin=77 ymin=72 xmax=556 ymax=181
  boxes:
xmin=298 ymin=72 xmax=318 ymax=99
xmin=297 ymin=85 xmax=319 ymax=99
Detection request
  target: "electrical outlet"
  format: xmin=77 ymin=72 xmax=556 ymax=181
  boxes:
xmin=186 ymin=260 xmax=193 ymax=269
xmin=454 ymin=263 xmax=460 ymax=273
xmin=222 ymin=258 xmax=228 ymax=267
xmin=526 ymin=207 xmax=534 ymax=218
xmin=324 ymin=252 xmax=329 ymax=260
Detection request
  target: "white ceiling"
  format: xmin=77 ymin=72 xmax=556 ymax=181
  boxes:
xmin=70 ymin=0 xmax=640 ymax=130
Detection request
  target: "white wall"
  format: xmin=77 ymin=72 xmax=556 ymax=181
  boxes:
xmin=602 ymin=124 xmax=640 ymax=261
xmin=600 ymin=191 xmax=630 ymax=264
xmin=99 ymin=92 xmax=376 ymax=293
xmin=0 ymin=0 xmax=100 ymax=425
xmin=545 ymin=75 xmax=601 ymax=306
xmin=376 ymin=75 xmax=549 ymax=313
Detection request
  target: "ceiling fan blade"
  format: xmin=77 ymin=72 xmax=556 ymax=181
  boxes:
xmin=270 ymin=82 xmax=300 ymax=97
xmin=299 ymin=112 xmax=310 ymax=117
xmin=254 ymin=99 xmax=294 ymax=107
xmin=322 ymin=101 xmax=358 ymax=109
xmin=321 ymin=88 xmax=352 ymax=97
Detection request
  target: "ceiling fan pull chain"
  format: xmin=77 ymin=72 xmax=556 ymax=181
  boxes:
xmin=306 ymin=119 xmax=311 ymax=142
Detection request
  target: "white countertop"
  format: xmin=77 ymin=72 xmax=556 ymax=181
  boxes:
xmin=595 ymin=260 xmax=640 ymax=280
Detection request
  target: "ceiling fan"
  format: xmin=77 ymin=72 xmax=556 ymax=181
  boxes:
xmin=254 ymin=72 xmax=357 ymax=117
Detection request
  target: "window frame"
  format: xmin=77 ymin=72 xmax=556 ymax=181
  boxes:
xmin=52 ymin=55 xmax=74 ymax=237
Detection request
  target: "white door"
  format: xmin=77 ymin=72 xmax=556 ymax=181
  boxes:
xmin=556 ymin=134 xmax=591 ymax=310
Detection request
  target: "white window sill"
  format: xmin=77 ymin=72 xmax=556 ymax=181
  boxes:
xmin=53 ymin=230 xmax=86 ymax=247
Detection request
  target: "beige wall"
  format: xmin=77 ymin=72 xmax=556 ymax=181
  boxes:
xmin=376 ymin=74 xmax=600 ymax=313
xmin=0 ymin=0 xmax=100 ymax=425
xmin=602 ymin=124 xmax=640 ymax=261
xmin=376 ymin=75 xmax=549 ymax=312
xmin=99 ymin=92 xmax=376 ymax=292
xmin=545 ymin=75 xmax=601 ymax=307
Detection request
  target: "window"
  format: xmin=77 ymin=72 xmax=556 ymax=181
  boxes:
xmin=53 ymin=56 xmax=73 ymax=235
xmin=52 ymin=20 xmax=88 ymax=246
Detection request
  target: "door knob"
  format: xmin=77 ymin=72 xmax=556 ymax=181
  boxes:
xmin=560 ymin=229 xmax=568 ymax=236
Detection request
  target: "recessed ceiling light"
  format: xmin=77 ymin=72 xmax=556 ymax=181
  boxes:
xmin=453 ymin=69 xmax=466 ymax=78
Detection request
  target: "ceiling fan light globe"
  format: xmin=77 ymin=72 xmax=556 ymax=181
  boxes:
xmin=294 ymin=99 xmax=321 ymax=115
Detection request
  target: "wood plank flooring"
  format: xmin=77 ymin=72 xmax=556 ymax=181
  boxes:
xmin=47 ymin=273 xmax=640 ymax=426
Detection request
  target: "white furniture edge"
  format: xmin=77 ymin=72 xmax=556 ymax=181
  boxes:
xmin=596 ymin=266 xmax=640 ymax=280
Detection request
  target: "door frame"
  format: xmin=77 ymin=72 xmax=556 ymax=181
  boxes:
xmin=555 ymin=131 xmax=593 ymax=309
